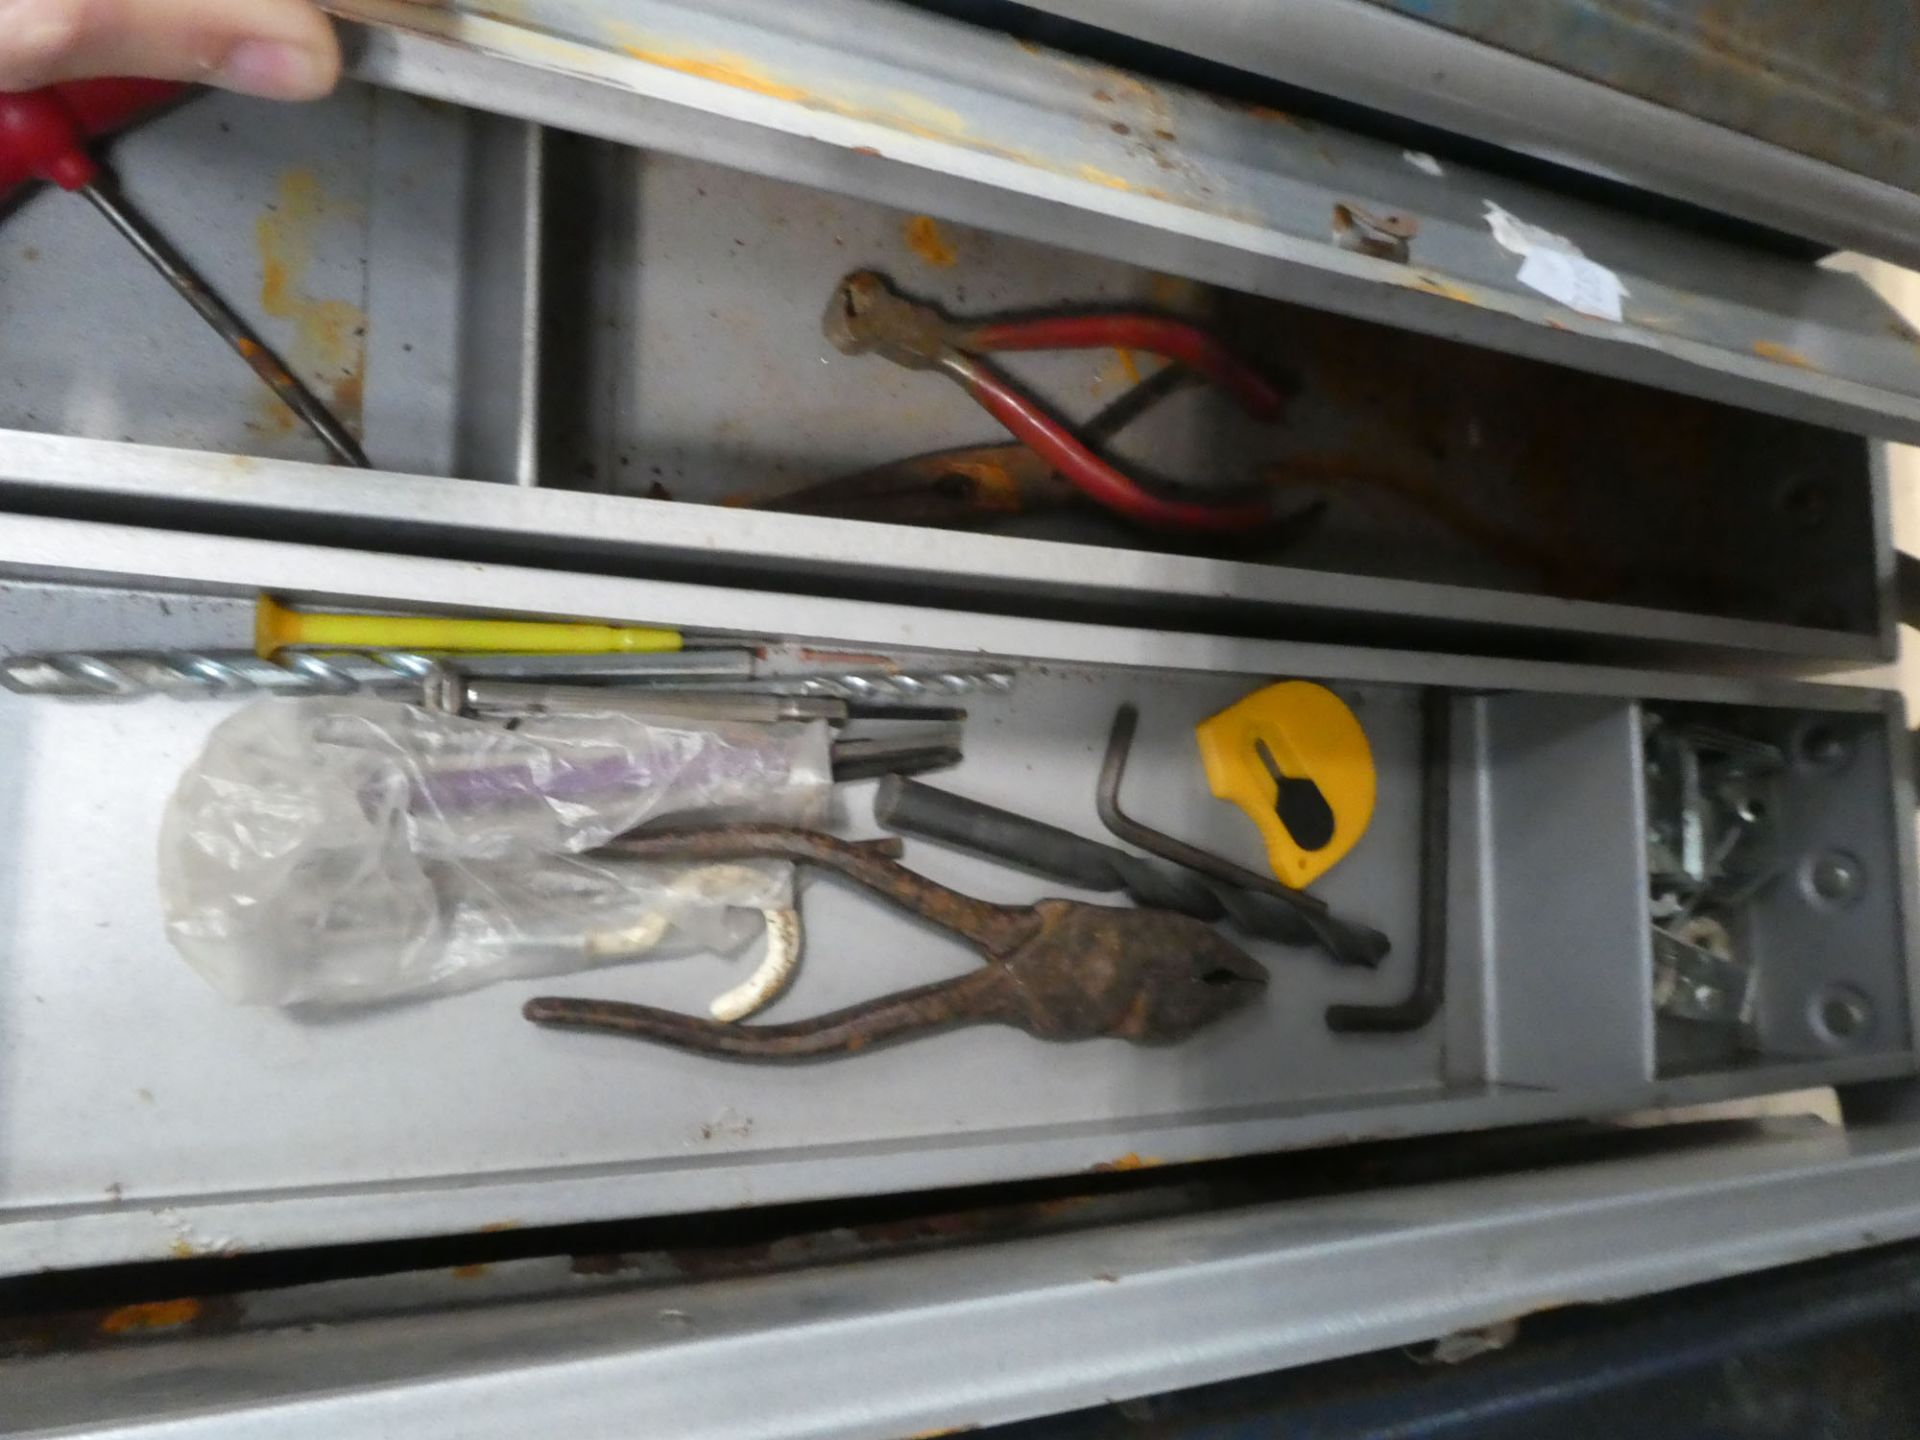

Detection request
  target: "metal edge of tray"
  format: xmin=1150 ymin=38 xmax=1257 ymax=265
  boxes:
xmin=1011 ymin=0 xmax=1920 ymax=273
xmin=329 ymin=0 xmax=1920 ymax=447
xmin=0 ymin=430 xmax=1892 ymax=665
xmin=0 ymin=511 xmax=1905 ymax=712
xmin=11 ymin=1111 xmax=1920 ymax=1439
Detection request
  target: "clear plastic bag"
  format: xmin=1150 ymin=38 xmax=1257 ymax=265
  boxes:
xmin=158 ymin=697 xmax=831 ymax=1006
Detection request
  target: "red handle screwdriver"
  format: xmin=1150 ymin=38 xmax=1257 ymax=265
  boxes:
xmin=0 ymin=80 xmax=369 ymax=467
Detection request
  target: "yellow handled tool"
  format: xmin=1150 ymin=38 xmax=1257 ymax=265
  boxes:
xmin=1195 ymin=680 xmax=1375 ymax=888
xmin=255 ymin=596 xmax=682 ymax=658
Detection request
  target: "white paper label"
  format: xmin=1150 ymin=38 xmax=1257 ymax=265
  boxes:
xmin=1484 ymin=201 xmax=1627 ymax=322
xmin=1515 ymin=247 xmax=1626 ymax=322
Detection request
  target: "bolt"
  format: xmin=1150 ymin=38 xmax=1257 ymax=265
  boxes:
xmin=1809 ymin=851 xmax=1863 ymax=905
xmin=1797 ymin=724 xmax=1852 ymax=771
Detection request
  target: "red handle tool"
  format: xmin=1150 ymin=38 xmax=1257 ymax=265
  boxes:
xmin=0 ymin=78 xmax=186 ymax=198
xmin=824 ymin=270 xmax=1282 ymax=534
xmin=0 ymin=79 xmax=369 ymax=467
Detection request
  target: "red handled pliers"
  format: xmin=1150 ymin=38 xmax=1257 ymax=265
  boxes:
xmin=822 ymin=271 xmax=1287 ymax=534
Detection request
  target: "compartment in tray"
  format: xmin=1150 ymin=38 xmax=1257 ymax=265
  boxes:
xmin=0 ymin=87 xmax=1885 ymax=653
xmin=1641 ymin=702 xmax=1914 ymax=1078
xmin=0 ymin=87 xmax=542 ymax=481
xmin=544 ymin=148 xmax=1879 ymax=641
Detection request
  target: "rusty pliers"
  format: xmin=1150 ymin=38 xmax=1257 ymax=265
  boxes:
xmin=823 ymin=271 xmax=1288 ymax=534
xmin=524 ymin=826 xmax=1269 ymax=1061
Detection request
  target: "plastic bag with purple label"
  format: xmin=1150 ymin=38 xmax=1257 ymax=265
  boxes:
xmin=158 ymin=696 xmax=830 ymax=1006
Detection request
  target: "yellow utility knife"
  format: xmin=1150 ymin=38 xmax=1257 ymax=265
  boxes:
xmin=1195 ymin=681 xmax=1375 ymax=888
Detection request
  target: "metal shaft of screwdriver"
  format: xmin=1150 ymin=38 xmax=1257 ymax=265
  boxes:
xmin=80 ymin=180 xmax=371 ymax=468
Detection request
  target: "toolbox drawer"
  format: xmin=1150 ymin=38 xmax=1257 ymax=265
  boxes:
xmin=0 ymin=513 xmax=1910 ymax=1274
xmin=0 ymin=75 xmax=1901 ymax=664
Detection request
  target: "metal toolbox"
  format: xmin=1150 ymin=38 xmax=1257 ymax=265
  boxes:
xmin=0 ymin=14 xmax=1912 ymax=662
xmin=0 ymin=512 xmax=1910 ymax=1275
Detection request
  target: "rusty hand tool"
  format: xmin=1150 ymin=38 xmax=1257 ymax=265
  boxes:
xmin=823 ymin=271 xmax=1286 ymax=534
xmin=751 ymin=362 xmax=1326 ymax=547
xmin=1324 ymin=689 xmax=1449 ymax=1033
xmin=0 ymin=80 xmax=370 ymax=468
xmin=523 ymin=826 xmax=1268 ymax=1061
xmin=1097 ymin=705 xmax=1391 ymax=969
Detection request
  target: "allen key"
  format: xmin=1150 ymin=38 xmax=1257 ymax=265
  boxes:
xmin=1323 ymin=688 xmax=1450 ymax=1034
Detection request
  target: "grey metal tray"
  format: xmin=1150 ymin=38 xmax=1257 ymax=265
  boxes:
xmin=0 ymin=513 xmax=1910 ymax=1275
xmin=0 ymin=79 xmax=1897 ymax=663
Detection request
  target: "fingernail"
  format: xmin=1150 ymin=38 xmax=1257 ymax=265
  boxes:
xmin=215 ymin=39 xmax=333 ymax=100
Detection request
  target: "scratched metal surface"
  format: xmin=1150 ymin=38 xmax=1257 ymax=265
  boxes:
xmin=336 ymin=0 xmax=1920 ymax=444
xmin=1362 ymin=0 xmax=1920 ymax=192
xmin=0 ymin=84 xmax=517 ymax=478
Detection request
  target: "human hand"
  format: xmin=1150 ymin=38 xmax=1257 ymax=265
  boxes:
xmin=1 ymin=0 xmax=341 ymax=100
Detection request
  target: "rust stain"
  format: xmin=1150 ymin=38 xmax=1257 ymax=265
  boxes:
xmin=1075 ymin=163 xmax=1170 ymax=201
xmin=903 ymin=214 xmax=959 ymax=268
xmin=1240 ymin=101 xmax=1306 ymax=129
xmin=450 ymin=1263 xmax=491 ymax=1280
xmin=1091 ymin=1152 xmax=1160 ymax=1172
xmin=852 ymin=145 xmax=883 ymax=157
xmin=167 ymin=1239 xmax=197 ymax=1260
xmin=1115 ymin=346 xmax=1143 ymax=384
xmin=1148 ymin=272 xmax=1204 ymax=314
xmin=98 ymin=1299 xmax=202 ymax=1335
xmin=480 ymin=1220 xmax=523 ymax=1233
xmin=254 ymin=169 xmax=366 ymax=441
xmin=1752 ymin=339 xmax=1816 ymax=369
xmin=619 ymin=44 xmax=807 ymax=101
xmin=949 ymin=459 xmax=1023 ymax=512
xmin=902 ymin=1427 xmax=979 ymax=1439
xmin=1408 ymin=271 xmax=1481 ymax=306
xmin=331 ymin=368 xmax=365 ymax=426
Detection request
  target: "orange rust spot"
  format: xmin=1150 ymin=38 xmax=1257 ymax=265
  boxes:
xmin=620 ymin=45 xmax=807 ymax=101
xmin=1544 ymin=318 xmax=1572 ymax=332
xmin=99 ymin=1299 xmax=202 ymax=1335
xmin=1408 ymin=272 xmax=1481 ymax=306
xmin=331 ymin=367 xmax=365 ymax=426
xmin=450 ymin=1263 xmax=491 ymax=1280
xmin=479 ymin=1220 xmax=522 ymax=1233
xmin=1115 ymin=347 xmax=1143 ymax=384
xmin=903 ymin=214 xmax=959 ymax=269
xmin=1241 ymin=102 xmax=1305 ymax=129
xmin=1091 ymin=1152 xmax=1160 ymax=1173
xmin=254 ymin=169 xmax=366 ymax=445
xmin=1147 ymin=272 xmax=1203 ymax=314
xmin=1752 ymin=339 xmax=1815 ymax=370
xmin=235 ymin=337 xmax=264 ymax=360
xmin=852 ymin=145 xmax=882 ymax=157
xmin=949 ymin=459 xmax=1023 ymax=512
xmin=903 ymin=1428 xmax=979 ymax=1439
xmin=168 ymin=1239 xmax=198 ymax=1260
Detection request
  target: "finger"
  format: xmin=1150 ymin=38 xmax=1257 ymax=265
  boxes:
xmin=0 ymin=0 xmax=341 ymax=100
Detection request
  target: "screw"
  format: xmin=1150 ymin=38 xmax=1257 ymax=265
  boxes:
xmin=1797 ymin=724 xmax=1852 ymax=771
xmin=1808 ymin=851 xmax=1863 ymax=906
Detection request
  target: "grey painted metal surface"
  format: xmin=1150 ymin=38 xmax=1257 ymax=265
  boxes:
xmin=10 ymin=1112 xmax=1920 ymax=1439
xmin=0 ymin=430 xmax=1891 ymax=664
xmin=332 ymin=0 xmax=1920 ymax=444
xmin=0 ymin=516 xmax=1908 ymax=1274
xmin=1357 ymin=0 xmax=1919 ymax=195
xmin=1007 ymin=0 xmax=1920 ymax=271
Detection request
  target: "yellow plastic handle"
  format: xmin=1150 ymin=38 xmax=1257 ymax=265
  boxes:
xmin=1195 ymin=680 xmax=1376 ymax=888
xmin=255 ymin=596 xmax=683 ymax=657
